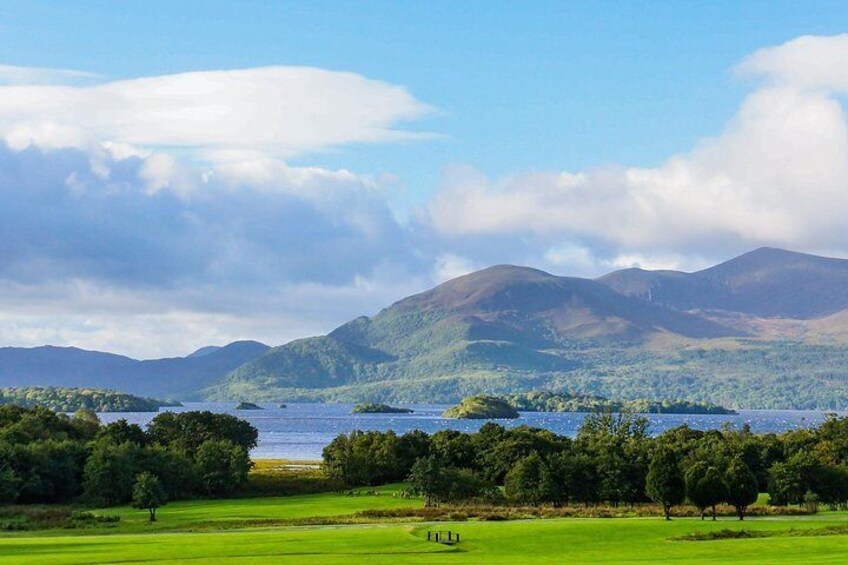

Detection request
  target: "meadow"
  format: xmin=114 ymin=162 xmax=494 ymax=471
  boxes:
xmin=2 ymin=487 xmax=848 ymax=564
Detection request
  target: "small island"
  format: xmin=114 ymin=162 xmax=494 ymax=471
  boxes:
xmin=351 ymin=402 xmax=413 ymax=414
xmin=442 ymin=395 xmax=520 ymax=419
xmin=278 ymin=403 xmax=287 ymax=408
xmin=502 ymin=391 xmax=736 ymax=415
xmin=235 ymin=401 xmax=264 ymax=410
xmin=0 ymin=386 xmax=180 ymax=413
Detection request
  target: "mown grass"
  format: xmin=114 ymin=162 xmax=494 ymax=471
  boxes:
xmin=3 ymin=512 xmax=848 ymax=564
xmin=1 ymin=485 xmax=848 ymax=563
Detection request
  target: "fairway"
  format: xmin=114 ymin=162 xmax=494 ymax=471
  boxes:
xmin=89 ymin=484 xmax=414 ymax=532
xmin=3 ymin=491 xmax=848 ymax=564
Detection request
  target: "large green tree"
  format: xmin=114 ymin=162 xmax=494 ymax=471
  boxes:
xmin=685 ymin=462 xmax=726 ymax=520
xmin=407 ymin=455 xmax=444 ymax=507
xmin=646 ymin=446 xmax=685 ymax=520
xmin=725 ymin=458 xmax=759 ymax=520
xmin=195 ymin=439 xmax=252 ymax=496
xmin=504 ymin=453 xmax=546 ymax=506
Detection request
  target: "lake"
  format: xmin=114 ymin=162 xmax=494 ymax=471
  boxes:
xmin=97 ymin=402 xmax=841 ymax=460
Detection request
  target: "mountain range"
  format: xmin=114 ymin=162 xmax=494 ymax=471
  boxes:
xmin=5 ymin=247 xmax=848 ymax=409
xmin=0 ymin=341 xmax=269 ymax=399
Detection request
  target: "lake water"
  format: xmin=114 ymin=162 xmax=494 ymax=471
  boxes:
xmin=97 ymin=403 xmax=842 ymax=460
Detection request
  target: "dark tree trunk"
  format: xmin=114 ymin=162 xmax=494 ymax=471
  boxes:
xmin=149 ymin=508 xmax=157 ymax=522
xmin=711 ymin=504 xmax=717 ymax=521
xmin=664 ymin=504 xmax=671 ymax=520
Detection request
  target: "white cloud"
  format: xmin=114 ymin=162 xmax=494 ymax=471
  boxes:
xmin=0 ymin=273 xmax=428 ymax=358
xmin=0 ymin=66 xmax=435 ymax=159
xmin=427 ymin=34 xmax=848 ymax=255
xmin=735 ymin=34 xmax=848 ymax=91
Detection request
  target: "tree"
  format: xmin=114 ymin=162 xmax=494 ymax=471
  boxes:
xmin=97 ymin=419 xmax=148 ymax=446
xmin=646 ymin=446 xmax=685 ymax=520
xmin=147 ymin=412 xmax=258 ymax=457
xmin=724 ymin=458 xmax=759 ymax=520
xmin=132 ymin=472 xmax=166 ymax=522
xmin=576 ymin=413 xmax=650 ymax=506
xmin=407 ymin=455 xmax=445 ymax=507
xmin=83 ymin=440 xmax=141 ymax=505
xmin=685 ymin=463 xmax=726 ymax=520
xmin=440 ymin=467 xmax=491 ymax=503
xmin=504 ymin=453 xmax=546 ymax=506
xmin=767 ymin=462 xmax=802 ymax=506
xmin=195 ymin=439 xmax=252 ymax=496
xmin=430 ymin=430 xmax=476 ymax=469
xmin=0 ymin=465 xmax=19 ymax=503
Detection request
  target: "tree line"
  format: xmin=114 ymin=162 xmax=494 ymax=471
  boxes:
xmin=0 ymin=386 xmax=176 ymax=413
xmin=0 ymin=406 xmax=258 ymax=509
xmin=323 ymin=413 xmax=848 ymax=519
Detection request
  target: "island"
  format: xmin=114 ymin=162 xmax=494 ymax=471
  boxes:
xmin=0 ymin=386 xmax=180 ymax=413
xmin=234 ymin=401 xmax=264 ymax=410
xmin=351 ymin=402 xmax=414 ymax=414
xmin=502 ymin=391 xmax=737 ymax=415
xmin=442 ymin=395 xmax=520 ymax=419
xmin=278 ymin=403 xmax=287 ymax=408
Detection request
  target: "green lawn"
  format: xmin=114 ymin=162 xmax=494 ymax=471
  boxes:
xmin=87 ymin=483 xmax=414 ymax=532
xmin=2 ymin=490 xmax=848 ymax=564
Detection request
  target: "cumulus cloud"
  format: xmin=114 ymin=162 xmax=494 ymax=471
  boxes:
xmin=0 ymin=66 xmax=435 ymax=158
xmin=426 ymin=34 xmax=848 ymax=259
xmin=0 ymin=142 xmax=441 ymax=356
xmin=736 ymin=34 xmax=848 ymax=90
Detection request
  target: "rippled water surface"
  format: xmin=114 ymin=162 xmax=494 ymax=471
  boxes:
xmin=98 ymin=403 xmax=842 ymax=460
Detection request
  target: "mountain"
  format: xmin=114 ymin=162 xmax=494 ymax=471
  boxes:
xmin=0 ymin=341 xmax=269 ymax=399
xmin=207 ymin=265 xmax=740 ymax=401
xmin=599 ymin=247 xmax=848 ymax=319
xmin=187 ymin=346 xmax=223 ymax=358
xmin=10 ymin=247 xmax=848 ymax=409
xmin=207 ymin=248 xmax=848 ymax=409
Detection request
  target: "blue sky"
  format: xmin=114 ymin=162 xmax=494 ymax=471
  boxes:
xmin=1 ymin=2 xmax=848 ymax=356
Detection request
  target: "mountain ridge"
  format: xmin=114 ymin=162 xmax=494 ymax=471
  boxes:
xmin=6 ymin=247 xmax=848 ymax=409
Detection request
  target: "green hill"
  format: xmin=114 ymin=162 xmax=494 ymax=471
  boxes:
xmin=443 ymin=395 xmax=520 ymax=419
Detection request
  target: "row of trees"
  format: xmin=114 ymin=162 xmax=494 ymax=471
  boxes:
xmin=323 ymin=413 xmax=848 ymax=518
xmin=0 ymin=406 xmax=258 ymax=507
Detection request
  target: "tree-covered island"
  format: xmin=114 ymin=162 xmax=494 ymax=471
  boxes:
xmin=503 ymin=391 xmax=736 ymax=415
xmin=0 ymin=387 xmax=180 ymax=413
xmin=351 ymin=403 xmax=413 ymax=414
xmin=442 ymin=395 xmax=520 ymax=419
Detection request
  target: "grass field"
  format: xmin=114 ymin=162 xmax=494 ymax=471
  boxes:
xmin=2 ymin=486 xmax=848 ymax=563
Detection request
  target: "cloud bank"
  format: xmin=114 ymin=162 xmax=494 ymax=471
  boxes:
xmin=426 ymin=34 xmax=848 ymax=260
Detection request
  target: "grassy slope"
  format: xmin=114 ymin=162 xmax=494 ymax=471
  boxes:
xmin=3 ymin=488 xmax=848 ymax=563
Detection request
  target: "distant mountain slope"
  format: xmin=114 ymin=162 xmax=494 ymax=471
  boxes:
xmin=210 ymin=265 xmax=739 ymax=398
xmin=599 ymin=247 xmax=848 ymax=318
xmin=0 ymin=341 xmax=269 ymax=399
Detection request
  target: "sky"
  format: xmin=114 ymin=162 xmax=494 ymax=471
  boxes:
xmin=1 ymin=1 xmax=848 ymax=357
